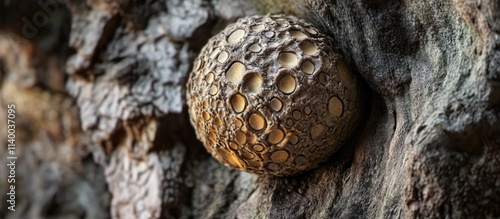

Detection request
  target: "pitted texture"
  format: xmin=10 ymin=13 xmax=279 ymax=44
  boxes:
xmin=187 ymin=14 xmax=362 ymax=176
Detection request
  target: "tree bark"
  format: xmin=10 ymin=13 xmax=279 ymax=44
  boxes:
xmin=0 ymin=0 xmax=499 ymax=219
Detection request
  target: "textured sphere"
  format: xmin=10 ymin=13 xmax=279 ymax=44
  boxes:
xmin=186 ymin=14 xmax=362 ymax=176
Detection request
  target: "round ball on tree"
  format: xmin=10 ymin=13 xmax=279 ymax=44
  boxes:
xmin=186 ymin=14 xmax=362 ymax=176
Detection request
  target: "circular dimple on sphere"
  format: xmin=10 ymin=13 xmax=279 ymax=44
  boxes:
xmin=203 ymin=111 xmax=210 ymax=120
xmin=186 ymin=14 xmax=362 ymax=176
xmin=268 ymin=129 xmax=285 ymax=144
xmin=230 ymin=93 xmax=247 ymax=113
xmin=304 ymin=106 xmax=312 ymax=115
xmin=290 ymin=30 xmax=307 ymax=39
xmin=278 ymin=73 xmax=296 ymax=94
xmin=194 ymin=59 xmax=203 ymax=71
xmin=209 ymin=85 xmax=219 ymax=95
xmin=267 ymin=163 xmax=279 ymax=171
xmin=249 ymin=113 xmax=266 ymax=130
xmin=328 ymin=96 xmax=343 ymax=117
xmin=265 ymin=31 xmax=275 ymax=38
xmin=218 ymin=51 xmax=229 ymax=63
xmin=252 ymin=24 xmax=265 ymax=31
xmin=311 ymin=124 xmax=326 ymax=139
xmin=210 ymin=48 xmax=221 ymax=59
xmin=271 ymin=150 xmax=289 ymax=163
xmin=294 ymin=155 xmax=307 ymax=165
xmin=270 ymin=98 xmax=283 ymax=112
xmin=206 ymin=72 xmax=215 ymax=83
xmin=302 ymin=61 xmax=315 ymax=74
xmin=228 ymin=29 xmax=246 ymax=44
xmin=289 ymin=134 xmax=299 ymax=145
xmin=300 ymin=41 xmax=318 ymax=55
xmin=235 ymin=131 xmax=247 ymax=145
xmin=229 ymin=142 xmax=239 ymax=150
xmin=253 ymin=144 xmax=264 ymax=152
xmin=234 ymin=118 xmax=243 ymax=127
xmin=249 ymin=43 xmax=262 ymax=52
xmin=227 ymin=62 xmax=246 ymax=84
xmin=292 ymin=110 xmax=302 ymax=120
xmin=196 ymin=75 xmax=203 ymax=85
xmin=243 ymin=72 xmax=262 ymax=93
xmin=215 ymin=117 xmax=223 ymax=126
xmin=279 ymin=52 xmax=298 ymax=69
xmin=306 ymin=27 xmax=318 ymax=35
xmin=244 ymin=152 xmax=255 ymax=159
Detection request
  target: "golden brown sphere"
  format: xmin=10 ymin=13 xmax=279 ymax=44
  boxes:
xmin=186 ymin=14 xmax=362 ymax=176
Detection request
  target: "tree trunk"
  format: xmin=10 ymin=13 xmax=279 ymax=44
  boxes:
xmin=0 ymin=0 xmax=499 ymax=218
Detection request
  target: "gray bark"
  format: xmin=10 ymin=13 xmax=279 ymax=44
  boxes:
xmin=0 ymin=0 xmax=499 ymax=218
xmin=0 ymin=4 xmax=110 ymax=217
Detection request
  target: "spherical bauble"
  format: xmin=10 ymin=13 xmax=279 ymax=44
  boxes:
xmin=186 ymin=14 xmax=362 ymax=176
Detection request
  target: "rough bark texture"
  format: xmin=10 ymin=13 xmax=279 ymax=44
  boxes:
xmin=0 ymin=0 xmax=499 ymax=219
xmin=0 ymin=2 xmax=110 ymax=219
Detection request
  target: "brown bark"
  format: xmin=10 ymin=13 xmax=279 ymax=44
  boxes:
xmin=0 ymin=0 xmax=499 ymax=218
xmin=0 ymin=3 xmax=110 ymax=218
